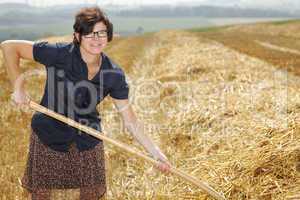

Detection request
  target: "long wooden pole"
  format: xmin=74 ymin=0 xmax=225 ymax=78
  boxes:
xmin=29 ymin=100 xmax=226 ymax=200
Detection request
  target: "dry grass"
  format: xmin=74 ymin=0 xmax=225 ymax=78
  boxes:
xmin=198 ymin=20 xmax=300 ymax=76
xmin=0 ymin=22 xmax=300 ymax=199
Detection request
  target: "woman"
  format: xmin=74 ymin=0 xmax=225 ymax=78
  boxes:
xmin=0 ymin=6 xmax=170 ymax=200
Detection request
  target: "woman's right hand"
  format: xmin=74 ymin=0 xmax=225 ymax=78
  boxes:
xmin=11 ymin=89 xmax=30 ymax=111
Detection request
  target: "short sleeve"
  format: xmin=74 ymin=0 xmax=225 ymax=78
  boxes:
xmin=109 ymin=69 xmax=129 ymax=100
xmin=33 ymin=41 xmax=60 ymax=66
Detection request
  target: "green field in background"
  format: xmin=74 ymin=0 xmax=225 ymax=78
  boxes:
xmin=0 ymin=17 xmax=296 ymax=41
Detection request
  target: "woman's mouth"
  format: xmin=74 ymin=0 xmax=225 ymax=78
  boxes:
xmin=91 ymin=43 xmax=102 ymax=47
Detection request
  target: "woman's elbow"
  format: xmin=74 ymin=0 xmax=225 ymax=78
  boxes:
xmin=0 ymin=41 xmax=5 ymax=50
xmin=0 ymin=40 xmax=13 ymax=52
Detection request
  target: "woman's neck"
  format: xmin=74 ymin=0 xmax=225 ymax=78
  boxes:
xmin=79 ymin=46 xmax=101 ymax=65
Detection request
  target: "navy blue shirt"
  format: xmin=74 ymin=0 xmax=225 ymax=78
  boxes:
xmin=31 ymin=42 xmax=129 ymax=152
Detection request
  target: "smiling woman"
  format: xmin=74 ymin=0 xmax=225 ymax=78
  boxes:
xmin=0 ymin=5 xmax=171 ymax=200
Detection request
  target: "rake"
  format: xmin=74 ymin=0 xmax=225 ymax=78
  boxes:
xmin=29 ymin=100 xmax=226 ymax=200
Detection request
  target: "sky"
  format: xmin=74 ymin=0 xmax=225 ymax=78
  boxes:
xmin=0 ymin=0 xmax=299 ymax=11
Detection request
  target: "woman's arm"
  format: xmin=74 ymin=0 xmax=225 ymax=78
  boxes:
xmin=0 ymin=40 xmax=34 ymax=106
xmin=112 ymin=98 xmax=171 ymax=172
xmin=0 ymin=40 xmax=34 ymax=88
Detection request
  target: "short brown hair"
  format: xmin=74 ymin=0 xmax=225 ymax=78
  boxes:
xmin=73 ymin=6 xmax=113 ymax=44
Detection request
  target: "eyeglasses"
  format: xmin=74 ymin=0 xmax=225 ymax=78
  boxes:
xmin=83 ymin=30 xmax=108 ymax=39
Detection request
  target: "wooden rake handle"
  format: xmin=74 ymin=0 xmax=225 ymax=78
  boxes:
xmin=29 ymin=100 xmax=226 ymax=200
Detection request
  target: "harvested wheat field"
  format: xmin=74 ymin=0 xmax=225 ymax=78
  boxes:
xmin=0 ymin=20 xmax=300 ymax=200
xmin=197 ymin=20 xmax=300 ymax=76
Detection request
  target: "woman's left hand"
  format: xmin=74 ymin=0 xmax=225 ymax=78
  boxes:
xmin=151 ymin=151 xmax=172 ymax=174
xmin=156 ymin=161 xmax=172 ymax=174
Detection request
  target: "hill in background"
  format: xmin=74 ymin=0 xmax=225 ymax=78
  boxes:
xmin=0 ymin=2 xmax=299 ymax=42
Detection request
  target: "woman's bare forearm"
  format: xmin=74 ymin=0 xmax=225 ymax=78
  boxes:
xmin=113 ymin=99 xmax=169 ymax=162
xmin=0 ymin=40 xmax=34 ymax=90
xmin=125 ymin=120 xmax=168 ymax=162
xmin=1 ymin=42 xmax=21 ymax=89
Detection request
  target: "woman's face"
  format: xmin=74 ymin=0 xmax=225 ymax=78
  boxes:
xmin=77 ymin=21 xmax=108 ymax=55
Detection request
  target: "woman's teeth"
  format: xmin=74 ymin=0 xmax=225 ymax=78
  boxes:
xmin=91 ymin=44 xmax=101 ymax=47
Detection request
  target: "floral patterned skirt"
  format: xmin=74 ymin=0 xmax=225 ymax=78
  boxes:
xmin=21 ymin=130 xmax=106 ymax=198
